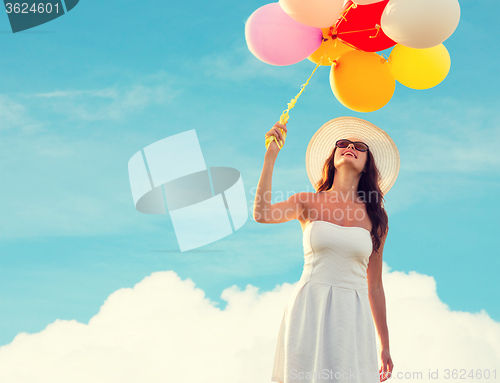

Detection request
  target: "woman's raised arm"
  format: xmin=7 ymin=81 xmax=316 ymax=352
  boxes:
xmin=253 ymin=122 xmax=305 ymax=224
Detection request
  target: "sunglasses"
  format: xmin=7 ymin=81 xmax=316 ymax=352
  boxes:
xmin=335 ymin=139 xmax=369 ymax=152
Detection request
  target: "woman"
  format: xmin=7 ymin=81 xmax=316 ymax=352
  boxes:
xmin=253 ymin=117 xmax=398 ymax=383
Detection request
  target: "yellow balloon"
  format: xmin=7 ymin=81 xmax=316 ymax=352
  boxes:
xmin=389 ymin=44 xmax=451 ymax=90
xmin=308 ymin=28 xmax=353 ymax=66
xmin=330 ymin=50 xmax=395 ymax=113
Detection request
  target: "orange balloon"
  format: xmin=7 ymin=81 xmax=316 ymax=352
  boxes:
xmin=330 ymin=50 xmax=395 ymax=112
xmin=308 ymin=28 xmax=353 ymax=66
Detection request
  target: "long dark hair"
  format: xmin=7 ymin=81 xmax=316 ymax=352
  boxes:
xmin=315 ymin=146 xmax=388 ymax=257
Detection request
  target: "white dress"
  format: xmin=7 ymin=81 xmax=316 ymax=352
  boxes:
xmin=271 ymin=220 xmax=380 ymax=383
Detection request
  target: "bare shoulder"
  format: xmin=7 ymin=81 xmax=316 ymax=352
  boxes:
xmin=285 ymin=191 xmax=312 ymax=203
xmin=299 ymin=191 xmax=322 ymax=206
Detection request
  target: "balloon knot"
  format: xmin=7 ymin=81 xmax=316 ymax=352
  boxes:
xmin=369 ymin=25 xmax=381 ymax=39
xmin=328 ymin=26 xmax=338 ymax=39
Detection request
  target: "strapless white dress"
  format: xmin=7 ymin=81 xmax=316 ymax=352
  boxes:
xmin=271 ymin=220 xmax=379 ymax=383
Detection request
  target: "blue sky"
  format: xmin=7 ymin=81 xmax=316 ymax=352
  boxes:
xmin=0 ymin=0 xmax=498 ymax=355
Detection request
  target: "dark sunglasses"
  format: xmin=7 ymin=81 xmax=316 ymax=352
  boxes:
xmin=335 ymin=139 xmax=369 ymax=152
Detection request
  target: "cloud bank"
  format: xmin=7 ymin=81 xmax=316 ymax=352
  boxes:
xmin=0 ymin=265 xmax=498 ymax=382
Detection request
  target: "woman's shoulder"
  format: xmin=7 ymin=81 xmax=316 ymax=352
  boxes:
xmin=293 ymin=191 xmax=322 ymax=206
xmin=283 ymin=192 xmax=318 ymax=205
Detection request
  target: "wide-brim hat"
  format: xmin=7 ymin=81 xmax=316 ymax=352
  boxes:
xmin=305 ymin=116 xmax=400 ymax=197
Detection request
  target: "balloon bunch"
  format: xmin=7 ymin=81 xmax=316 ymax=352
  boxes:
xmin=245 ymin=0 xmax=460 ymax=113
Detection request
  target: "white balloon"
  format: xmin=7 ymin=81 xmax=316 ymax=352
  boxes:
xmin=381 ymin=0 xmax=460 ymax=49
xmin=353 ymin=0 xmax=384 ymax=5
xmin=279 ymin=0 xmax=345 ymax=28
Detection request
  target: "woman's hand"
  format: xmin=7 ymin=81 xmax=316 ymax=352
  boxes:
xmin=379 ymin=348 xmax=394 ymax=381
xmin=265 ymin=122 xmax=287 ymax=153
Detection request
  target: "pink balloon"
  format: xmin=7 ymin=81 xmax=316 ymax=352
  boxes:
xmin=245 ymin=2 xmax=323 ymax=66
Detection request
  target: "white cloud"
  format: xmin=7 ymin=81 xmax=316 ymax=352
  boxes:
xmin=31 ymin=89 xmax=119 ymax=99
xmin=0 ymin=94 xmax=44 ymax=134
xmin=24 ymin=74 xmax=181 ymax=122
xmin=0 ymin=267 xmax=498 ymax=383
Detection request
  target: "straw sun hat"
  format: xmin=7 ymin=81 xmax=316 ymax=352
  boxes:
xmin=305 ymin=116 xmax=401 ymax=197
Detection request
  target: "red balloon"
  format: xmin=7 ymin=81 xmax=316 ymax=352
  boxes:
xmin=336 ymin=0 xmax=396 ymax=52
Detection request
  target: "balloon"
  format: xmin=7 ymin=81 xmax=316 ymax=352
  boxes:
xmin=336 ymin=0 xmax=396 ymax=52
xmin=381 ymin=0 xmax=460 ymax=49
xmin=245 ymin=2 xmax=323 ymax=66
xmin=389 ymin=44 xmax=451 ymax=89
xmin=353 ymin=0 xmax=384 ymax=4
xmin=308 ymin=28 xmax=353 ymax=66
xmin=279 ymin=0 xmax=344 ymax=28
xmin=330 ymin=50 xmax=395 ymax=112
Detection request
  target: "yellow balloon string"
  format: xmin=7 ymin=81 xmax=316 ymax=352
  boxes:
xmin=265 ymin=51 xmax=328 ymax=150
xmin=324 ymin=39 xmax=339 ymax=66
xmin=338 ymin=3 xmax=355 ymax=24
xmin=335 ymin=3 xmax=381 ymax=39
xmin=370 ymin=24 xmax=381 ymax=39
xmin=337 ymin=26 xmax=379 ymax=36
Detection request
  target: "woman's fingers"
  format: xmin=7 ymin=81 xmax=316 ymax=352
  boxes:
xmin=265 ymin=122 xmax=287 ymax=151
xmin=387 ymin=358 xmax=394 ymax=379
xmin=274 ymin=122 xmax=287 ymax=141
xmin=380 ymin=365 xmax=388 ymax=381
xmin=275 ymin=127 xmax=284 ymax=142
xmin=275 ymin=122 xmax=287 ymax=132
